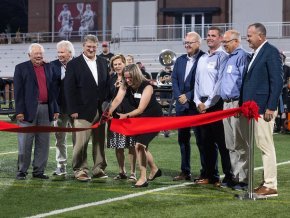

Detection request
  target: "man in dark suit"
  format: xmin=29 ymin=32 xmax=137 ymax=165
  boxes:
xmin=50 ymin=40 xmax=75 ymax=177
xmin=239 ymin=23 xmax=283 ymax=197
xmin=14 ymin=43 xmax=59 ymax=180
xmin=171 ymin=31 xmax=204 ymax=181
xmin=64 ymin=34 xmax=109 ymax=181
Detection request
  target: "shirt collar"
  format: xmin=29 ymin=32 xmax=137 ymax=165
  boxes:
xmin=83 ymin=53 xmax=96 ymax=62
xmin=187 ymin=50 xmax=200 ymax=60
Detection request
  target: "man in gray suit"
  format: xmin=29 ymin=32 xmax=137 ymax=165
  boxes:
xmin=14 ymin=43 xmax=59 ymax=180
xmin=239 ymin=23 xmax=283 ymax=197
xmin=64 ymin=35 xmax=109 ymax=181
xmin=50 ymin=40 xmax=75 ymax=177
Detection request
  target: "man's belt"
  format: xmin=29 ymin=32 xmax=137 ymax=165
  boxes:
xmin=223 ymin=98 xmax=239 ymax=103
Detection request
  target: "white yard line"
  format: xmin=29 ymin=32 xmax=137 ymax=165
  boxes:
xmin=27 ymin=160 xmax=290 ymax=218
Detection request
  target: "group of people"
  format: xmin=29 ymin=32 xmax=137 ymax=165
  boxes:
xmin=13 ymin=22 xmax=285 ymax=196
xmin=13 ymin=34 xmax=162 ymax=188
xmin=171 ymin=23 xmax=283 ymax=198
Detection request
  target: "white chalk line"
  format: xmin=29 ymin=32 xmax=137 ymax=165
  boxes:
xmin=26 ymin=160 xmax=290 ymax=218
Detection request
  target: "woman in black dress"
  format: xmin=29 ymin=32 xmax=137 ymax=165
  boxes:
xmin=108 ymin=64 xmax=163 ymax=187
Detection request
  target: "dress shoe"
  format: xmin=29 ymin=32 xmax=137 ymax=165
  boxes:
xmin=232 ymin=182 xmax=248 ymax=191
xmin=16 ymin=172 xmax=26 ymax=180
xmin=213 ymin=181 xmax=221 ymax=187
xmin=254 ymin=186 xmax=278 ymax=197
xmin=173 ymin=172 xmax=191 ymax=181
xmin=133 ymin=181 xmax=149 ymax=188
xmin=254 ymin=181 xmax=265 ymax=192
xmin=32 ymin=174 xmax=49 ymax=179
xmin=148 ymin=169 xmax=162 ymax=181
xmin=195 ymin=178 xmax=209 ymax=184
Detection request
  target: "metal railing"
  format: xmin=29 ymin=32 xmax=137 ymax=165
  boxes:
xmin=119 ymin=22 xmax=290 ymax=42
xmin=1 ymin=22 xmax=290 ymax=45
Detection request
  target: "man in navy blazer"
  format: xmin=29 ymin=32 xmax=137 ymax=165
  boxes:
xmin=14 ymin=43 xmax=59 ymax=180
xmin=64 ymin=34 xmax=109 ymax=181
xmin=50 ymin=40 xmax=75 ymax=177
xmin=171 ymin=31 xmax=204 ymax=181
xmin=239 ymin=23 xmax=283 ymax=197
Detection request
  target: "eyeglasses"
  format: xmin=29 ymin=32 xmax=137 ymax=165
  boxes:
xmin=183 ymin=41 xmax=198 ymax=45
xmin=222 ymin=39 xmax=237 ymax=44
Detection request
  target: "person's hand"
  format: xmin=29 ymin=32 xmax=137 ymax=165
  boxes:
xmin=178 ymin=94 xmax=187 ymax=104
xmin=234 ymin=112 xmax=241 ymax=118
xmin=197 ymin=103 xmax=206 ymax=113
xmin=16 ymin=113 xmax=24 ymax=122
xmin=264 ymin=109 xmax=274 ymax=122
xmin=53 ymin=113 xmax=59 ymax=120
xmin=117 ymin=113 xmax=128 ymax=119
xmin=70 ymin=113 xmax=78 ymax=119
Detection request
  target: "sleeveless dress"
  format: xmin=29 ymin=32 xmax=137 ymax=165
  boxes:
xmin=126 ymin=81 xmax=163 ymax=146
xmin=107 ymin=73 xmax=136 ymax=149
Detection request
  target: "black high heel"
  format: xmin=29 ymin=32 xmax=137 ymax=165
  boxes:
xmin=148 ymin=169 xmax=162 ymax=181
xmin=133 ymin=181 xmax=149 ymax=188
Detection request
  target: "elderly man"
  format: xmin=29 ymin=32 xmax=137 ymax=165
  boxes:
xmin=14 ymin=43 xmax=59 ymax=180
xmin=239 ymin=23 xmax=283 ymax=197
xmin=64 ymin=35 xmax=109 ymax=181
xmin=50 ymin=40 xmax=75 ymax=177
xmin=220 ymin=30 xmax=250 ymax=189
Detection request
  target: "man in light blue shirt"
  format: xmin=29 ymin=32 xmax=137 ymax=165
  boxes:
xmin=194 ymin=26 xmax=233 ymax=187
xmin=220 ymin=29 xmax=250 ymax=189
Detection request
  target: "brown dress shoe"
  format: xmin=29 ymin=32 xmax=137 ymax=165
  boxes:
xmin=195 ymin=178 xmax=209 ymax=184
xmin=254 ymin=186 xmax=278 ymax=197
xmin=173 ymin=172 xmax=191 ymax=181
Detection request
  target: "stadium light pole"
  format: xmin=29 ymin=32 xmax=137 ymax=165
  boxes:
xmin=51 ymin=0 xmax=55 ymax=42
xmin=102 ymin=0 xmax=107 ymax=41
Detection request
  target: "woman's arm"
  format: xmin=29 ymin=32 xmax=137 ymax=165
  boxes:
xmin=108 ymin=86 xmax=126 ymax=115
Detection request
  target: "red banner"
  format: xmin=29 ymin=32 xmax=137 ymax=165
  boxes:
xmin=0 ymin=101 xmax=260 ymax=135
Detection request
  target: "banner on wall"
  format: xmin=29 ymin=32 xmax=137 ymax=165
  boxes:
xmin=55 ymin=2 xmax=98 ymax=38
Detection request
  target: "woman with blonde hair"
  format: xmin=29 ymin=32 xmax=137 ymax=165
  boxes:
xmin=108 ymin=64 xmax=162 ymax=187
xmin=107 ymin=54 xmax=137 ymax=181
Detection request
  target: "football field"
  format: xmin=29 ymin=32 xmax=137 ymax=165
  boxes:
xmin=0 ymin=119 xmax=289 ymax=218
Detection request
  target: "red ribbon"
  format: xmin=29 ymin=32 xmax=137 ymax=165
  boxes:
xmin=0 ymin=101 xmax=260 ymax=134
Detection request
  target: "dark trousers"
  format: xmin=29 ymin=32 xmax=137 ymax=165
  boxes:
xmin=200 ymin=99 xmax=233 ymax=183
xmin=176 ymin=109 xmax=205 ymax=176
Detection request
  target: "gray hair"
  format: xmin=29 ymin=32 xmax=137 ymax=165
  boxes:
xmin=56 ymin=40 xmax=75 ymax=57
xmin=83 ymin=34 xmax=98 ymax=45
xmin=28 ymin=43 xmax=44 ymax=54
xmin=225 ymin=29 xmax=241 ymax=42
xmin=186 ymin=31 xmax=202 ymax=44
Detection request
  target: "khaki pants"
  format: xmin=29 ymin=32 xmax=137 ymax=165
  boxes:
xmin=72 ymin=114 xmax=107 ymax=177
xmin=237 ymin=112 xmax=277 ymax=189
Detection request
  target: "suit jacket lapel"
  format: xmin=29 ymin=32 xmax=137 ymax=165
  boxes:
xmin=80 ymin=55 xmax=98 ymax=86
xmin=247 ymin=42 xmax=267 ymax=74
xmin=180 ymin=56 xmax=187 ymax=82
xmin=28 ymin=61 xmax=38 ymax=86
xmin=184 ymin=50 xmax=204 ymax=83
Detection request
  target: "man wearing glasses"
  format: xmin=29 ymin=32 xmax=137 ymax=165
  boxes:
xmin=220 ymin=30 xmax=250 ymax=189
xmin=194 ymin=27 xmax=233 ymax=187
xmin=171 ymin=32 xmax=205 ymax=181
